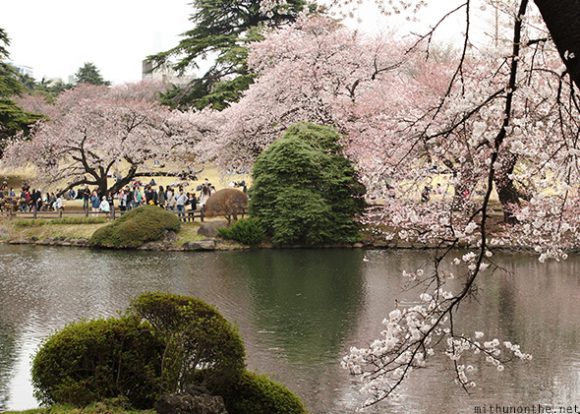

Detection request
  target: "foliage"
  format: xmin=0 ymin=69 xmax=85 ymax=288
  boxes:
xmin=90 ymin=206 xmax=180 ymax=248
xmin=250 ymin=122 xmax=365 ymax=245
xmin=0 ymin=27 xmax=42 ymax=147
xmin=216 ymin=371 xmax=307 ymax=414
xmin=204 ymin=188 xmax=248 ymax=224
xmin=74 ymin=62 xmax=110 ymax=86
xmin=14 ymin=217 xmax=107 ymax=227
xmin=149 ymin=1 xmax=309 ymax=110
xmin=129 ymin=292 xmax=246 ymax=393
xmin=218 ymin=217 xmax=265 ymax=245
xmin=31 ymin=317 xmax=164 ymax=408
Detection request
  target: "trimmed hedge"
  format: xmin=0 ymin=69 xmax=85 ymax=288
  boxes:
xmin=31 ymin=292 xmax=307 ymax=413
xmin=218 ymin=371 xmax=307 ymax=414
xmin=32 ymin=317 xmax=164 ymax=408
xmin=218 ymin=218 xmax=265 ymax=245
xmin=130 ymin=292 xmax=246 ymax=393
xmin=90 ymin=206 xmax=180 ymax=248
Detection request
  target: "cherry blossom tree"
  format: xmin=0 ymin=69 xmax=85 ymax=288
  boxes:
xmin=198 ymin=5 xmax=579 ymax=408
xmin=2 ymin=82 xmax=209 ymax=196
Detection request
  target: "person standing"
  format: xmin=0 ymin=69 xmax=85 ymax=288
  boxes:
xmin=166 ymin=187 xmax=176 ymax=212
xmin=175 ymin=189 xmax=188 ymax=221
xmin=90 ymin=191 xmax=100 ymax=216
xmin=82 ymin=186 xmax=90 ymax=212
xmin=99 ymin=196 xmax=110 ymax=216
xmin=187 ymin=192 xmax=197 ymax=221
xmin=158 ymin=185 xmax=166 ymax=208
xmin=118 ymin=189 xmax=127 ymax=214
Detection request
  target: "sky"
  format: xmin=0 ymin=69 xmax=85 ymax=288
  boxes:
xmin=0 ymin=0 xmax=501 ymax=85
xmin=0 ymin=0 xmax=192 ymax=84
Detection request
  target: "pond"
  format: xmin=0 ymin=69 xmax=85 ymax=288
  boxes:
xmin=0 ymin=245 xmax=579 ymax=413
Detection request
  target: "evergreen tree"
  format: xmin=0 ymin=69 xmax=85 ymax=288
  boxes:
xmin=0 ymin=28 xmax=42 ymax=150
xmin=74 ymin=62 xmax=110 ymax=86
xmin=149 ymin=0 xmax=312 ymax=110
xmin=250 ymin=122 xmax=366 ymax=245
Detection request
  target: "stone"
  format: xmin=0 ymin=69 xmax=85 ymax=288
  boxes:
xmin=197 ymin=220 xmax=228 ymax=238
xmin=139 ymin=230 xmax=178 ymax=250
xmin=156 ymin=392 xmax=228 ymax=414
xmin=182 ymin=240 xmax=216 ymax=251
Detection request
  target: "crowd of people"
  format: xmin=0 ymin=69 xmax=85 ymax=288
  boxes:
xmin=1 ymin=181 xmax=66 ymax=215
xmin=0 ymin=177 xmax=246 ymax=220
xmin=78 ymin=178 xmax=218 ymax=221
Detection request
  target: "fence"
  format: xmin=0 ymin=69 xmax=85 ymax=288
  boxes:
xmin=8 ymin=206 xmax=207 ymax=222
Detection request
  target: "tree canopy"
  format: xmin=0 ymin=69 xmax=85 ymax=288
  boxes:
xmin=74 ymin=62 xmax=110 ymax=86
xmin=250 ymin=122 xmax=365 ymax=245
xmin=0 ymin=27 xmax=42 ymax=150
xmin=148 ymin=0 xmax=311 ymax=110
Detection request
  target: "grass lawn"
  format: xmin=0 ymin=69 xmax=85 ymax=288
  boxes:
xmin=175 ymin=221 xmax=206 ymax=246
xmin=0 ymin=220 xmax=108 ymax=241
xmin=4 ymin=403 xmax=154 ymax=414
xmin=0 ymin=215 xmax=215 ymax=246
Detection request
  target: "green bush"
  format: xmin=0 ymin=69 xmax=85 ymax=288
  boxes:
xmin=217 ymin=371 xmax=307 ymax=414
xmin=250 ymin=122 xmax=365 ymax=245
xmin=218 ymin=218 xmax=265 ymax=245
xmin=32 ymin=317 xmax=164 ymax=408
xmin=130 ymin=292 xmax=246 ymax=393
xmin=90 ymin=206 xmax=180 ymax=248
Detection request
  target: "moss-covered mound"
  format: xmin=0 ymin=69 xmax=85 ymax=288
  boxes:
xmin=217 ymin=371 xmax=307 ymax=414
xmin=90 ymin=206 xmax=180 ymax=248
xmin=130 ymin=292 xmax=246 ymax=392
xmin=32 ymin=317 xmax=164 ymax=408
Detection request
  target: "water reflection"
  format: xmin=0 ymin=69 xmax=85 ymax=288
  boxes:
xmin=0 ymin=246 xmax=578 ymax=414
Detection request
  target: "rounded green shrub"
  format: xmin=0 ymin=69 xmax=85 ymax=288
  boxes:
xmin=217 ymin=371 xmax=307 ymax=414
xmin=250 ymin=122 xmax=365 ymax=245
xmin=90 ymin=206 xmax=180 ymax=248
xmin=32 ymin=317 xmax=164 ymax=408
xmin=218 ymin=218 xmax=265 ymax=245
xmin=130 ymin=292 xmax=246 ymax=393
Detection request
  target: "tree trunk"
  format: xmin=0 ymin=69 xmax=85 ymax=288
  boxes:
xmin=452 ymin=166 xmax=477 ymax=211
xmin=534 ymin=0 xmax=580 ymax=89
xmin=494 ymin=154 xmax=520 ymax=224
xmin=97 ymin=178 xmax=108 ymax=198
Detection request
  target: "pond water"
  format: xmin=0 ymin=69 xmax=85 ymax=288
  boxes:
xmin=0 ymin=245 xmax=579 ymax=413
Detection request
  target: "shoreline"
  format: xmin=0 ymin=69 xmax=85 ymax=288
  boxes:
xmin=1 ymin=234 xmax=576 ymax=255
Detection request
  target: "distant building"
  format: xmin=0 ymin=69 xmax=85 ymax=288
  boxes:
xmin=142 ymin=59 xmax=194 ymax=85
xmin=8 ymin=62 xmax=34 ymax=77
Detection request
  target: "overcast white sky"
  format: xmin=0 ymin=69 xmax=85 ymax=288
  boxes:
xmin=0 ymin=0 xmax=500 ymax=85
xmin=0 ymin=0 xmax=192 ymax=84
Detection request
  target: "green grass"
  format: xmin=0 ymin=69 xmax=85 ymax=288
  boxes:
xmin=14 ymin=217 xmax=108 ymax=227
xmin=4 ymin=221 xmax=108 ymax=241
xmin=4 ymin=404 xmax=154 ymax=414
xmin=175 ymin=222 xmax=206 ymax=246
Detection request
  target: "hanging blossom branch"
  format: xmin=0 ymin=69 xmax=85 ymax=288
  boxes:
xmin=338 ymin=0 xmax=575 ymax=409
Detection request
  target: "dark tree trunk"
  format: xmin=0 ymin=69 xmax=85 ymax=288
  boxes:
xmin=494 ymin=154 xmax=520 ymax=224
xmin=452 ymin=165 xmax=477 ymax=211
xmin=97 ymin=178 xmax=108 ymax=199
xmin=534 ymin=0 xmax=580 ymax=89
